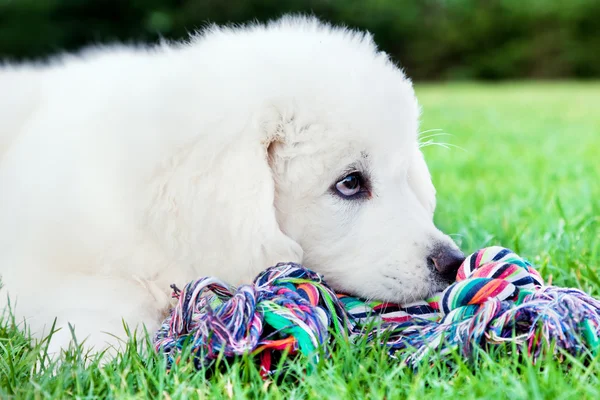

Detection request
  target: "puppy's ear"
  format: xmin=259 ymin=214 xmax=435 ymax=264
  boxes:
xmin=251 ymin=104 xmax=304 ymax=269
xmin=145 ymin=106 xmax=303 ymax=282
xmin=408 ymin=147 xmax=437 ymax=216
xmin=244 ymin=123 xmax=304 ymax=273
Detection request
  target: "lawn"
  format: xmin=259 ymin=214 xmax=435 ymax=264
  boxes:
xmin=1 ymin=82 xmax=599 ymax=399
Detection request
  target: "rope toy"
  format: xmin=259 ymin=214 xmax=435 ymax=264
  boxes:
xmin=153 ymin=246 xmax=600 ymax=376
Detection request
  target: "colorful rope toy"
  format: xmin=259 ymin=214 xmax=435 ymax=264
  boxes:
xmin=153 ymin=246 xmax=600 ymax=376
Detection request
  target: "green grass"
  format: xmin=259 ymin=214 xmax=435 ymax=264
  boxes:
xmin=1 ymin=82 xmax=599 ymax=399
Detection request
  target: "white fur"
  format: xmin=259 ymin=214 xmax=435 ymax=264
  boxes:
xmin=0 ymin=16 xmax=460 ymax=358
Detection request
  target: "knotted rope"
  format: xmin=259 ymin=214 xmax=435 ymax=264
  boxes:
xmin=154 ymin=246 xmax=600 ymax=376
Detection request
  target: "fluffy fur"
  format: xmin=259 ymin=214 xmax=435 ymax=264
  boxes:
xmin=0 ymin=16 xmax=462 ymax=358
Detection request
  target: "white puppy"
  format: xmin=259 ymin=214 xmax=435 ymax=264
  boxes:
xmin=0 ymin=16 xmax=464 ymax=357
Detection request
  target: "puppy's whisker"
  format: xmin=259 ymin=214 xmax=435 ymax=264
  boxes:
xmin=418 ymin=128 xmax=445 ymax=136
xmin=418 ymin=132 xmax=453 ymax=142
xmin=419 ymin=140 xmax=468 ymax=153
xmin=419 ymin=140 xmax=448 ymax=149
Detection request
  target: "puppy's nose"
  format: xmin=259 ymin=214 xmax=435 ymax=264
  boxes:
xmin=428 ymin=246 xmax=465 ymax=281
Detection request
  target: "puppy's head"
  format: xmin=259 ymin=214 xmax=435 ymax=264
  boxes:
xmin=254 ymin=18 xmax=464 ymax=302
xmin=266 ymin=120 xmax=462 ymax=303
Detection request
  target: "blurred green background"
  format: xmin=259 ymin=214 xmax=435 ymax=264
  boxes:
xmin=1 ymin=0 xmax=599 ymax=81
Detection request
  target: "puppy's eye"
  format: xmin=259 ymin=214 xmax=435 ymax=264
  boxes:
xmin=335 ymin=172 xmax=364 ymax=198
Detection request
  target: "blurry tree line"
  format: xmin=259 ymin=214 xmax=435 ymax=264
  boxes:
xmin=1 ymin=0 xmax=599 ymax=80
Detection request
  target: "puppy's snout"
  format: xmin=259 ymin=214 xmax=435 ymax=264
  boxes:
xmin=427 ymin=245 xmax=465 ymax=282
